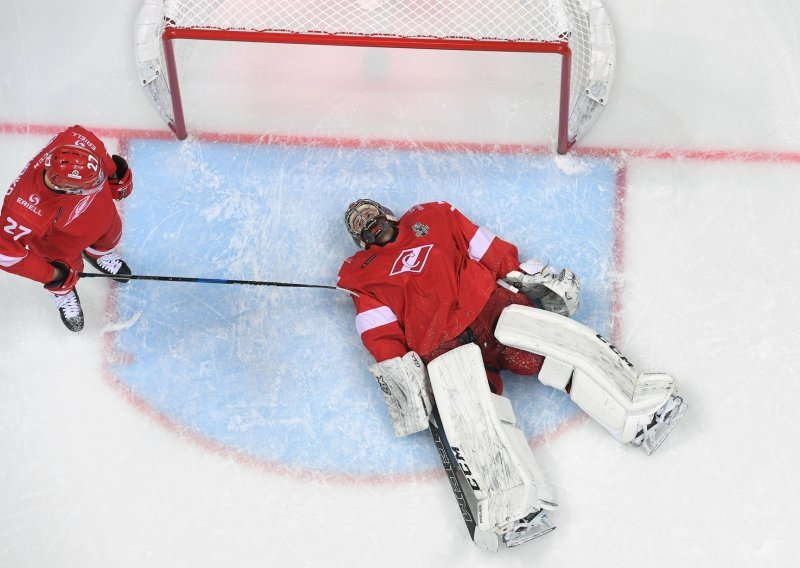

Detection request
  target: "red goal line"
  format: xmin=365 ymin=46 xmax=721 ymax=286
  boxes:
xmin=2 ymin=121 xmax=800 ymax=165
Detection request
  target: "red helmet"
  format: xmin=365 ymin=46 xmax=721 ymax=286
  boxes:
xmin=44 ymin=145 xmax=105 ymax=194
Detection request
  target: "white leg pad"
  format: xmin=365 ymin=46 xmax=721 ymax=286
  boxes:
xmin=495 ymin=305 xmax=676 ymax=444
xmin=491 ymin=395 xmax=557 ymax=510
xmin=428 ymin=343 xmax=555 ymax=534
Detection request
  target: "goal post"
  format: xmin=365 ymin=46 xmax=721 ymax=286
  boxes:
xmin=135 ymin=0 xmax=615 ymax=154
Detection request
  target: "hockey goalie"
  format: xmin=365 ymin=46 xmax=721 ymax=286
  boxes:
xmin=337 ymin=199 xmax=687 ymax=551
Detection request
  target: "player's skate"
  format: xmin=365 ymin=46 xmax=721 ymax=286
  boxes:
xmin=83 ymin=251 xmax=131 ymax=283
xmin=502 ymin=509 xmax=556 ymax=548
xmin=630 ymin=393 xmax=687 ymax=455
xmin=50 ymin=289 xmax=84 ymax=332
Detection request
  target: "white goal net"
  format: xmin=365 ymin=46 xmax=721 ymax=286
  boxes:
xmin=135 ymin=0 xmax=614 ymax=152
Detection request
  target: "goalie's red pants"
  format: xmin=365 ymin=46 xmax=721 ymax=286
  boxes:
xmin=419 ymin=286 xmax=544 ymax=396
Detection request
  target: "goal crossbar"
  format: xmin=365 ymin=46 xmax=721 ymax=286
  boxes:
xmin=136 ymin=0 xmax=614 ymax=154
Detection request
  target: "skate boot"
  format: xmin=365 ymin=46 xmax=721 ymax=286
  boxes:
xmin=630 ymin=393 xmax=687 ymax=455
xmin=501 ymin=509 xmax=556 ymax=548
xmin=83 ymin=251 xmax=131 ymax=283
xmin=50 ymin=289 xmax=84 ymax=332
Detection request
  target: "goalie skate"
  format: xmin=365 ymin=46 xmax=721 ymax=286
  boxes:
xmin=630 ymin=393 xmax=687 ymax=455
xmin=502 ymin=509 xmax=556 ymax=548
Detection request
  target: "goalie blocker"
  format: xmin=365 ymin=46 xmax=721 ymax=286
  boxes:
xmin=494 ymin=305 xmax=687 ymax=454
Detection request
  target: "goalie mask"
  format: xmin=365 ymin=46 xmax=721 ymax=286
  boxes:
xmin=345 ymin=198 xmax=399 ymax=249
xmin=44 ymin=145 xmax=106 ymax=195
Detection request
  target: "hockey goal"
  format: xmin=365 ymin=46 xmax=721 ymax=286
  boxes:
xmin=135 ymin=0 xmax=615 ymax=154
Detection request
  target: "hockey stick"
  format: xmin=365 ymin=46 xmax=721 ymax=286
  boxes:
xmin=78 ymin=271 xmax=353 ymax=293
xmin=428 ymin=407 xmax=500 ymax=552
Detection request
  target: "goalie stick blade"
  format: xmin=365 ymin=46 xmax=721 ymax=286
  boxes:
xmin=429 ymin=408 xmax=500 ymax=552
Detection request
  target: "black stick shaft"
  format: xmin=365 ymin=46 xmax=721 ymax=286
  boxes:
xmin=78 ymin=271 xmax=339 ymax=291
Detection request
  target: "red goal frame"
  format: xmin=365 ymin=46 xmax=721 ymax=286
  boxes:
xmin=160 ymin=27 xmax=573 ymax=152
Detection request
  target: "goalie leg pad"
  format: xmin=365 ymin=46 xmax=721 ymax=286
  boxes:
xmin=495 ymin=305 xmax=677 ymax=444
xmin=428 ymin=343 xmax=555 ymax=534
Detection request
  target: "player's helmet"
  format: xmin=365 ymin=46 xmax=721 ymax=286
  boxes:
xmin=44 ymin=145 xmax=106 ymax=195
xmin=345 ymin=198 xmax=399 ymax=249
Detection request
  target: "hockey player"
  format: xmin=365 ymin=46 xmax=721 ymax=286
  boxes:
xmin=337 ymin=199 xmax=687 ymax=550
xmin=1 ymin=125 xmax=134 ymax=332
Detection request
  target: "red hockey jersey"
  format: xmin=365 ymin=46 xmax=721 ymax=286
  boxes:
xmin=337 ymin=201 xmax=521 ymax=362
xmin=1 ymin=125 xmax=121 ymax=284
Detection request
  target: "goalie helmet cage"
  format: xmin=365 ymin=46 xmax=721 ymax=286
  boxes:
xmin=135 ymin=0 xmax=615 ymax=154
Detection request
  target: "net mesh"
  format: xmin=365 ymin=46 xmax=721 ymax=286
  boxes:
xmin=144 ymin=0 xmax=614 ymax=148
xmin=164 ymin=0 xmax=573 ymax=42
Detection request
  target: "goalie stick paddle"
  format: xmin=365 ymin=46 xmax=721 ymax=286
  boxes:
xmin=78 ymin=271 xmax=352 ymax=293
xmin=428 ymin=407 xmax=500 ymax=552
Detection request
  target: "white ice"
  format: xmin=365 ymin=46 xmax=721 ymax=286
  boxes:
xmin=2 ymin=1 xmax=800 ymax=567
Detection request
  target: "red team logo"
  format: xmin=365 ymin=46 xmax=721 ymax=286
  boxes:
xmin=390 ymin=244 xmax=433 ymax=275
xmin=64 ymin=194 xmax=96 ymax=227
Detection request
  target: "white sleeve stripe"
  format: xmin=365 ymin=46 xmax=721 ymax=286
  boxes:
xmin=356 ymin=306 xmax=398 ymax=335
xmin=468 ymin=226 xmax=495 ymax=261
xmin=0 ymin=252 xmax=26 ymax=268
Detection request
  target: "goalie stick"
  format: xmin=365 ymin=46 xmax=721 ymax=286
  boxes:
xmin=429 ymin=406 xmax=557 ymax=551
xmin=428 ymin=407 xmax=501 ymax=552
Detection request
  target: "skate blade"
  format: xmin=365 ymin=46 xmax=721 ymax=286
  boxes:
xmin=643 ymin=399 xmax=688 ymax=455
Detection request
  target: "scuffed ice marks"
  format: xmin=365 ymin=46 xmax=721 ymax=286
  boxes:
xmin=177 ymin=138 xmax=225 ymax=193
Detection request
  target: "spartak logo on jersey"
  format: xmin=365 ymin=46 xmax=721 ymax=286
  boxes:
xmin=390 ymin=244 xmax=433 ymax=275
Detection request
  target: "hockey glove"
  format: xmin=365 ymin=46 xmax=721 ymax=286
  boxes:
xmin=109 ymin=155 xmax=133 ymax=200
xmin=44 ymin=260 xmax=79 ymax=294
xmin=505 ymin=260 xmax=580 ymax=317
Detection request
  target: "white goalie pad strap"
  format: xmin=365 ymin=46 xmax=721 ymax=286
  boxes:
xmin=369 ymin=351 xmax=433 ymax=437
xmin=537 ymin=357 xmax=573 ymax=391
xmin=495 ymin=305 xmax=675 ymax=444
xmin=428 ymin=344 xmax=554 ymax=533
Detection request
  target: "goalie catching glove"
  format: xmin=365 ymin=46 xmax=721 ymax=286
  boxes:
xmin=368 ymin=351 xmax=433 ymax=437
xmin=505 ymin=260 xmax=580 ymax=317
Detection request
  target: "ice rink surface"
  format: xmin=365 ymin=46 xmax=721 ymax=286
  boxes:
xmin=2 ymin=1 xmax=800 ymax=567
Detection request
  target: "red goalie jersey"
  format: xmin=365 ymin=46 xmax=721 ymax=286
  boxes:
xmin=1 ymin=125 xmax=123 ymax=284
xmin=337 ymin=201 xmax=522 ymax=362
